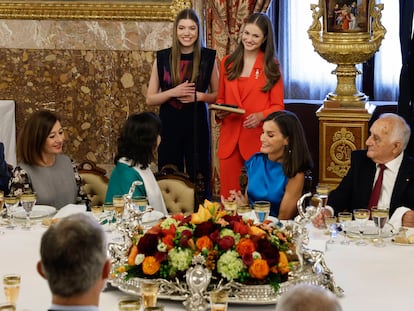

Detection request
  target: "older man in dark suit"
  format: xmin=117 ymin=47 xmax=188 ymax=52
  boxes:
xmin=314 ymin=113 xmax=414 ymax=228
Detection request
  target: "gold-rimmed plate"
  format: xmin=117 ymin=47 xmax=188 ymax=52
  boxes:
xmin=346 ymin=220 xmax=395 ymax=239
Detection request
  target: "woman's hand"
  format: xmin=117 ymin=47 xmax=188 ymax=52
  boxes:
xmin=215 ymin=110 xmax=230 ymax=120
xmin=243 ymin=112 xmax=264 ymax=129
xmin=174 ymin=81 xmax=196 ymax=103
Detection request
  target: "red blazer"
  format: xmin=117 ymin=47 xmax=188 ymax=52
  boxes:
xmin=217 ymin=51 xmax=284 ymax=160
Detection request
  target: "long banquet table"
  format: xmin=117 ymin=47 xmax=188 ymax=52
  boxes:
xmin=1 ymin=214 xmax=414 ymax=311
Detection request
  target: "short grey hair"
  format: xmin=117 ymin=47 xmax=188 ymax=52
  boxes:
xmin=378 ymin=113 xmax=411 ymax=150
xmin=275 ymin=284 xmax=342 ymax=311
xmin=39 ymin=213 xmax=107 ymax=297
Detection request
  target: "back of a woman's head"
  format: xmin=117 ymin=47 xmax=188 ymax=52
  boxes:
xmin=17 ymin=110 xmax=59 ymax=165
xmin=116 ymin=112 xmax=161 ymax=168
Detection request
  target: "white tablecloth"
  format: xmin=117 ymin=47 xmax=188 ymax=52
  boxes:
xmin=0 ymin=100 xmax=16 ymax=167
xmin=1 ymin=218 xmax=414 ymax=311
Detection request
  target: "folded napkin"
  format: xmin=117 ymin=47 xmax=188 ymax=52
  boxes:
xmin=53 ymin=204 xmax=87 ymax=219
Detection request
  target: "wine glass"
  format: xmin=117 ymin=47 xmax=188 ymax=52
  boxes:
xmin=132 ymin=196 xmax=148 ymax=212
xmin=353 ymin=208 xmax=370 ymax=246
xmin=338 ymin=212 xmax=353 ymax=245
xmin=371 ymin=207 xmax=389 ymax=247
xmin=113 ymin=195 xmax=125 ymax=224
xmin=324 ymin=215 xmax=337 ymax=244
xmin=4 ymin=195 xmax=19 ymax=230
xmin=2 ymin=274 xmax=21 ymax=305
xmin=20 ymin=192 xmax=36 ymax=230
xmin=253 ymin=201 xmax=270 ymax=224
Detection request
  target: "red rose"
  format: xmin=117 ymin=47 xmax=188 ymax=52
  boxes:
xmin=218 ymin=236 xmax=235 ymax=250
xmin=137 ymin=233 xmax=159 ymax=256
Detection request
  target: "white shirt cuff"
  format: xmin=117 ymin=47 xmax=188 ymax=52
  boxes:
xmin=389 ymin=206 xmax=411 ymax=231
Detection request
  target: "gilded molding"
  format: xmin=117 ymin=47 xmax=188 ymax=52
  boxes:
xmin=0 ymin=0 xmax=191 ymax=21
xmin=327 ymin=128 xmax=355 ymax=178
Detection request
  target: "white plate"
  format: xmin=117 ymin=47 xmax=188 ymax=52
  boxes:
xmin=142 ymin=210 xmax=164 ymax=226
xmin=14 ymin=205 xmax=57 ymax=219
xmin=391 ymin=240 xmax=414 ymax=246
xmin=347 ymin=220 xmax=395 ymax=239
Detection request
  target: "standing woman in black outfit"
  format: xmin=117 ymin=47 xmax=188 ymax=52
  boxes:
xmin=146 ymin=8 xmax=219 ymax=198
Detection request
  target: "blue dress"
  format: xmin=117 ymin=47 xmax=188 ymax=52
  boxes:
xmin=245 ymin=153 xmax=288 ymax=217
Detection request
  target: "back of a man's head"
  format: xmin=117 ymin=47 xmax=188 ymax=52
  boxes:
xmin=39 ymin=213 xmax=107 ymax=297
xmin=275 ymin=284 xmax=342 ymax=311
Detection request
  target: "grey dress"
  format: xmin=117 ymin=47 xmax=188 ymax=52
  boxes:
xmin=9 ymin=154 xmax=81 ymax=209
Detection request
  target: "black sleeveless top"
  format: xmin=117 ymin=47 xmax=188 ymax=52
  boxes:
xmin=156 ymin=47 xmax=216 ymax=109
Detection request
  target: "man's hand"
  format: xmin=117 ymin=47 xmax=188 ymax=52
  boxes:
xmin=311 ymin=208 xmax=333 ymax=229
xmin=402 ymin=210 xmax=414 ymax=227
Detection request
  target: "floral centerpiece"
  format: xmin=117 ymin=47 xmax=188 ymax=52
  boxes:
xmin=116 ymin=200 xmax=296 ymax=292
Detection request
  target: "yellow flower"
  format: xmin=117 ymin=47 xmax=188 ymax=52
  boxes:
xmin=191 ymin=205 xmax=212 ymax=224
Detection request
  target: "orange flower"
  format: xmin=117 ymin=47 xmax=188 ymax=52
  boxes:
xmin=142 ymin=256 xmax=160 ymax=275
xmin=249 ymin=258 xmax=269 ymax=279
xmin=196 ymin=235 xmax=213 ymax=251
xmin=236 ymin=238 xmax=256 ymax=257
xmin=278 ymin=251 xmax=290 ymax=274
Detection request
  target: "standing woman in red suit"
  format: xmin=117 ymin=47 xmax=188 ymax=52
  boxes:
xmin=216 ymin=12 xmax=284 ymax=197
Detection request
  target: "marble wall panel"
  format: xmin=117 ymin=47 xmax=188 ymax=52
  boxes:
xmin=0 ymin=19 xmax=173 ymax=171
xmin=0 ymin=48 xmax=158 ymax=168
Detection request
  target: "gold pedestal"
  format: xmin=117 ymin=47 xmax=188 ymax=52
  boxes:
xmin=316 ymin=103 xmax=375 ymax=188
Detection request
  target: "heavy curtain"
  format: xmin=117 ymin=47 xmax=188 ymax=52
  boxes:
xmin=398 ymin=0 xmax=414 ymax=156
xmin=205 ymin=0 xmax=272 ymax=198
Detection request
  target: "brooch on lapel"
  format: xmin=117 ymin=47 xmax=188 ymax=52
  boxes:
xmin=255 ymin=69 xmax=259 ymax=79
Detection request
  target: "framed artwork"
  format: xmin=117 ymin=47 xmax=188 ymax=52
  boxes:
xmin=0 ymin=0 xmax=190 ymax=21
xmin=325 ymin=0 xmax=369 ymax=33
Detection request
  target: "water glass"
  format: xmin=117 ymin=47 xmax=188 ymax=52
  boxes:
xmin=140 ymin=280 xmax=158 ymax=308
xmin=223 ymin=200 xmax=237 ymax=216
xmin=2 ymin=274 xmax=21 ymax=305
xmin=324 ymin=216 xmax=337 ymax=244
xmin=371 ymin=207 xmax=389 ymax=247
xmin=338 ymin=212 xmax=353 ymax=245
xmin=353 ymin=209 xmax=370 ymax=246
xmin=210 ymin=289 xmax=228 ymax=311
xmin=118 ymin=297 xmax=141 ymax=311
xmin=4 ymin=195 xmax=18 ymax=230
xmin=253 ymin=201 xmax=270 ymax=223
xmin=132 ymin=196 xmax=148 ymax=212
xmin=0 ymin=303 xmax=15 ymax=311
xmin=113 ymin=195 xmax=125 ymax=223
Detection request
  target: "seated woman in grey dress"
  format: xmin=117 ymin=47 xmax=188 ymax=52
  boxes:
xmin=9 ymin=110 xmax=87 ymax=209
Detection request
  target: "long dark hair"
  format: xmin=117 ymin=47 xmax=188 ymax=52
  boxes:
xmin=171 ymin=8 xmax=202 ymax=86
xmin=224 ymin=12 xmax=281 ymax=92
xmin=264 ymin=110 xmax=313 ymax=178
xmin=115 ymin=112 xmax=161 ymax=169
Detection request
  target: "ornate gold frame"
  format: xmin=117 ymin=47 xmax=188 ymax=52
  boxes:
xmin=0 ymin=0 xmax=191 ymax=21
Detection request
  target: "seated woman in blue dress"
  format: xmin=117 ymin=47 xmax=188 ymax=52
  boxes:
xmin=105 ymin=112 xmax=168 ymax=215
xmin=227 ymin=110 xmax=313 ymax=219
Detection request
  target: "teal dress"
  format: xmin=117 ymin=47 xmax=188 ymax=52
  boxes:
xmin=105 ymin=162 xmax=146 ymax=203
xmin=245 ymin=153 xmax=288 ymax=217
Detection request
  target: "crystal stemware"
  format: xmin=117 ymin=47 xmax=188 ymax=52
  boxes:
xmin=371 ymin=207 xmax=389 ymax=247
xmin=338 ymin=212 xmax=353 ymax=245
xmin=0 ymin=191 xmax=4 ymax=235
xmin=2 ymin=274 xmax=21 ymax=305
xmin=20 ymin=192 xmax=36 ymax=230
xmin=4 ymin=195 xmax=19 ymax=230
xmin=253 ymin=201 xmax=270 ymax=224
xmin=325 ymin=215 xmax=338 ymax=244
xmin=353 ymin=208 xmax=370 ymax=246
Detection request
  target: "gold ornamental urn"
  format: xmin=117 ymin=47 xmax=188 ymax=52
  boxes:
xmin=308 ymin=0 xmax=386 ymax=108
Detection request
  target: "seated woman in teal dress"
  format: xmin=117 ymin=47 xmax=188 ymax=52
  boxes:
xmin=227 ymin=110 xmax=313 ymax=219
xmin=105 ymin=112 xmax=168 ymax=215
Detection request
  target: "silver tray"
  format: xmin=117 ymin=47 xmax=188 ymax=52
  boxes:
xmin=109 ymin=259 xmax=330 ymax=305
